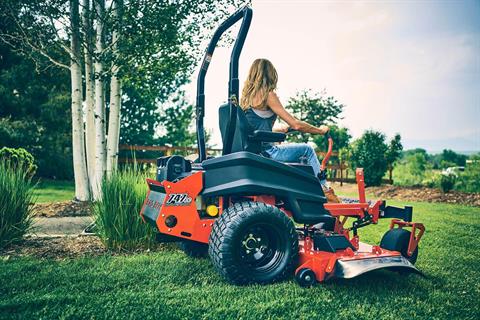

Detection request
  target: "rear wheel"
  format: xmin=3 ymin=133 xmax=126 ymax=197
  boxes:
xmin=179 ymin=239 xmax=208 ymax=258
xmin=380 ymin=228 xmax=418 ymax=264
xmin=209 ymin=201 xmax=298 ymax=285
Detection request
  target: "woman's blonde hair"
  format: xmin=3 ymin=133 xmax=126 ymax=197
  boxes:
xmin=240 ymin=58 xmax=278 ymax=110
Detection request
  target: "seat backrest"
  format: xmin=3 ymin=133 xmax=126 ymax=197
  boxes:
xmin=219 ymin=104 xmax=261 ymax=154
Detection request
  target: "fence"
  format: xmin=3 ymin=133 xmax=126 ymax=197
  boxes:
xmin=118 ymin=145 xmax=393 ymax=185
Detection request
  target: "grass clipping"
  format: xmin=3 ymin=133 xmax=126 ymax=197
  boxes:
xmin=93 ymin=168 xmax=155 ymax=251
xmin=0 ymin=161 xmax=35 ymax=249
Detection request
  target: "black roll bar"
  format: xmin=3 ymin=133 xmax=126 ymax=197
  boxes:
xmin=195 ymin=6 xmax=253 ymax=161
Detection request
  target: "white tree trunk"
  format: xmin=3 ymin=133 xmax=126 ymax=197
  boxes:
xmin=82 ymin=0 xmax=96 ymax=189
xmin=106 ymin=0 xmax=122 ymax=177
xmin=70 ymin=0 xmax=90 ymax=201
xmin=92 ymin=0 xmax=106 ymax=200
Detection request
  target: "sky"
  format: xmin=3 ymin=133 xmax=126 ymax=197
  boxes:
xmin=184 ymin=0 xmax=480 ymax=153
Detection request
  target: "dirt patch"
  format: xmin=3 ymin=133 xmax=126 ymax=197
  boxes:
xmin=1 ymin=236 xmax=106 ymax=259
xmin=368 ymin=185 xmax=480 ymax=207
xmin=0 ymin=236 xmax=176 ymax=260
xmin=332 ymin=182 xmax=480 ymax=207
xmin=33 ymin=201 xmax=91 ymax=217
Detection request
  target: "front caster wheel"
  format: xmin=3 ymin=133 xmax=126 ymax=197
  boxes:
xmin=380 ymin=228 xmax=418 ymax=264
xmin=295 ymin=268 xmax=316 ymax=287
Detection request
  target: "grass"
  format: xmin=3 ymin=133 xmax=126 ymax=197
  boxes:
xmin=0 ymin=161 xmax=34 ymax=249
xmin=1 ymin=200 xmax=479 ymax=319
xmin=33 ymin=179 xmax=75 ymax=203
xmin=93 ymin=168 xmax=155 ymax=250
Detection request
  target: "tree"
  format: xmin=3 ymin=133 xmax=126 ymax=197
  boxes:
xmin=313 ymin=125 xmax=351 ymax=152
xmin=0 ymin=1 xmax=73 ymax=179
xmin=440 ymin=149 xmax=467 ymax=168
xmin=350 ymin=130 xmax=389 ymax=186
xmin=285 ymin=89 xmax=344 ymax=143
xmin=385 ymin=133 xmax=403 ymax=181
xmin=1 ymin=0 xmax=247 ymax=200
xmin=157 ymin=91 xmax=197 ymax=147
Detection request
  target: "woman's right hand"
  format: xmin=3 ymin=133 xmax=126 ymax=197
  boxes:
xmin=318 ymin=125 xmax=329 ymax=135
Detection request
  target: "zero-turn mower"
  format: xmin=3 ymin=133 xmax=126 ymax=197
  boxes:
xmin=139 ymin=6 xmax=425 ymax=287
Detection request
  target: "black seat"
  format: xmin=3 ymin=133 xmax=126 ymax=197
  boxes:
xmin=219 ymin=104 xmax=286 ymax=154
xmin=218 ymin=104 xmax=315 ymax=175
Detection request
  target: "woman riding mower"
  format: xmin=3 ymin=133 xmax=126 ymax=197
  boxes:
xmin=240 ymin=58 xmax=339 ymax=201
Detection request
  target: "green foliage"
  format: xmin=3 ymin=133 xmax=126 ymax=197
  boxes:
xmin=118 ymin=0 xmax=248 ymax=145
xmin=285 ymin=89 xmax=344 ymax=143
xmin=455 ymin=161 xmax=480 ymax=193
xmin=0 ymin=9 xmax=73 ymax=179
xmin=158 ymin=91 xmax=197 ymax=147
xmin=313 ymin=125 xmax=351 ymax=151
xmin=350 ymin=130 xmax=388 ymax=186
xmin=0 ymin=147 xmax=37 ymax=175
xmin=0 ymin=161 xmax=35 ymax=249
xmin=440 ymin=173 xmax=456 ymax=193
xmin=394 ymin=153 xmax=429 ymax=186
xmin=385 ymin=133 xmax=403 ymax=167
xmin=440 ymin=149 xmax=467 ymax=167
xmin=1 ymin=202 xmax=479 ymax=319
xmin=93 ymin=167 xmax=155 ymax=251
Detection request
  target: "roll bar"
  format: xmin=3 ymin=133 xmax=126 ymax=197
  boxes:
xmin=195 ymin=6 xmax=253 ymax=162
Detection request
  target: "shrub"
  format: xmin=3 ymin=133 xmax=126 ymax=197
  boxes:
xmin=393 ymin=153 xmax=429 ymax=187
xmin=0 ymin=161 xmax=35 ymax=249
xmin=440 ymin=172 xmax=456 ymax=193
xmin=93 ymin=167 xmax=155 ymax=250
xmin=350 ymin=130 xmax=388 ymax=186
xmin=0 ymin=147 xmax=37 ymax=176
xmin=455 ymin=162 xmax=480 ymax=193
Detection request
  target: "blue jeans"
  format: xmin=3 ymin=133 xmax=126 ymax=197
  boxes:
xmin=265 ymin=143 xmax=321 ymax=176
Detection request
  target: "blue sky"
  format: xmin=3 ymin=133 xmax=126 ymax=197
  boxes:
xmin=185 ymin=0 xmax=480 ymax=152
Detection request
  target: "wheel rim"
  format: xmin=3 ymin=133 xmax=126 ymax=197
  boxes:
xmin=234 ymin=222 xmax=287 ymax=276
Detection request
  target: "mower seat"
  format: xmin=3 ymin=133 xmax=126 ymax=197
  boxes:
xmin=219 ymin=103 xmax=286 ymax=154
xmin=218 ymin=104 xmax=314 ymax=174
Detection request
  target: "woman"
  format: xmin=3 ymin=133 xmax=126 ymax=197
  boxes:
xmin=240 ymin=58 xmax=329 ymax=179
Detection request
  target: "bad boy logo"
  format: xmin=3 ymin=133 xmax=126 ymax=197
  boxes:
xmin=165 ymin=193 xmax=192 ymax=206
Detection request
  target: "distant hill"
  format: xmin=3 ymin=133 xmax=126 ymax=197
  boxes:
xmin=403 ymin=132 xmax=479 ymax=155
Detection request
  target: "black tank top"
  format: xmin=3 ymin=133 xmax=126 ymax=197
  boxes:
xmin=244 ymin=108 xmax=277 ymax=150
xmin=244 ymin=108 xmax=277 ymax=132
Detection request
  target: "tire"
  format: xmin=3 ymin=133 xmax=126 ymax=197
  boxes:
xmin=295 ymin=268 xmax=316 ymax=287
xmin=179 ymin=239 xmax=209 ymax=258
xmin=380 ymin=228 xmax=418 ymax=265
xmin=208 ymin=201 xmax=299 ymax=285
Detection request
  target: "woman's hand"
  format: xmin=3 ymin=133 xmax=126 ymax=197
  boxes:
xmin=272 ymin=123 xmax=290 ymax=133
xmin=318 ymin=125 xmax=329 ymax=135
xmin=267 ymin=92 xmax=329 ymax=135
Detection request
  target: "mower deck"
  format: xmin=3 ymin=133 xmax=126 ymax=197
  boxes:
xmin=297 ymin=238 xmax=419 ymax=282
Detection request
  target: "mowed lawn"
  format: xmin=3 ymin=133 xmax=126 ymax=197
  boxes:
xmin=1 ymin=199 xmax=479 ymax=319
xmin=33 ymin=180 xmax=75 ymax=203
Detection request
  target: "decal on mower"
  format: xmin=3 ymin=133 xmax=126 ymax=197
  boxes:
xmin=165 ymin=193 xmax=192 ymax=206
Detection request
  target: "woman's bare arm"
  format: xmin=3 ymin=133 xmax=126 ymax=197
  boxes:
xmin=267 ymin=92 xmax=329 ymax=134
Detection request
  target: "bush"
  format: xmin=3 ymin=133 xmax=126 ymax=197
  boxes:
xmin=393 ymin=153 xmax=429 ymax=186
xmin=0 ymin=147 xmax=37 ymax=176
xmin=0 ymin=161 xmax=35 ymax=249
xmin=93 ymin=167 xmax=155 ymax=250
xmin=456 ymin=162 xmax=480 ymax=193
xmin=440 ymin=172 xmax=456 ymax=193
xmin=350 ymin=130 xmax=388 ymax=186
